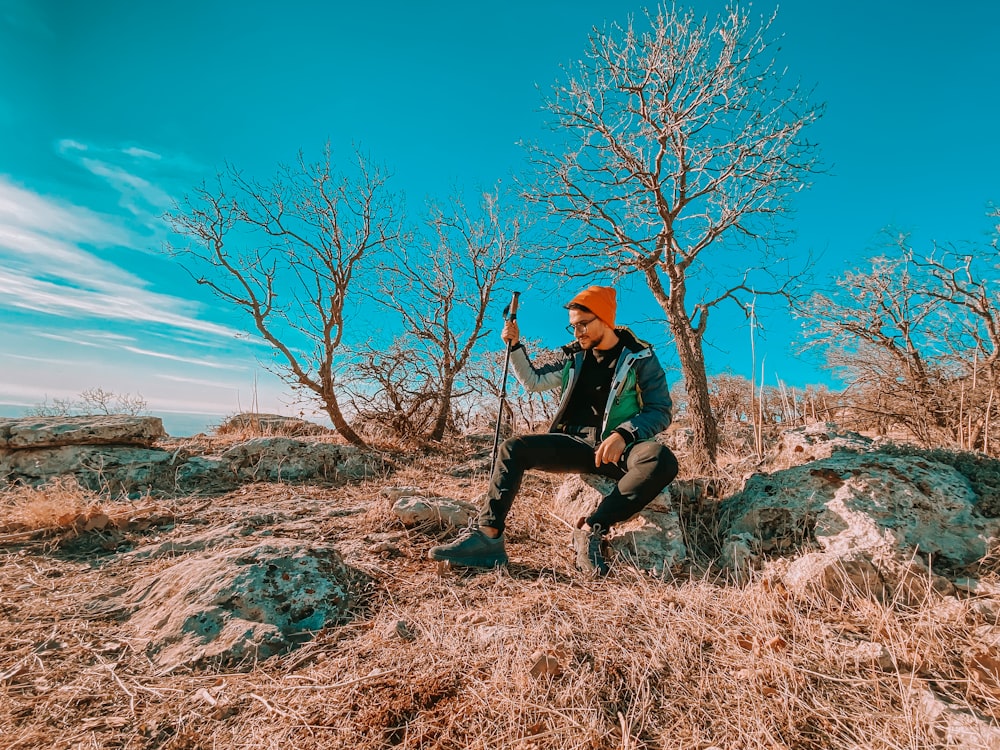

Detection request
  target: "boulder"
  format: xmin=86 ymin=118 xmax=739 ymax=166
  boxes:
xmin=776 ymin=422 xmax=874 ymax=464
xmin=0 ymin=431 xmax=391 ymax=496
xmin=220 ymin=437 xmax=390 ymax=483
xmin=0 ymin=415 xmax=165 ymax=449
xmin=216 ymin=413 xmax=331 ymax=437
xmin=720 ymin=451 xmax=1000 ymax=598
xmin=553 ymin=474 xmax=686 ymax=575
xmin=107 ymin=541 xmax=369 ymax=671
xmin=0 ymin=444 xmax=180 ymax=497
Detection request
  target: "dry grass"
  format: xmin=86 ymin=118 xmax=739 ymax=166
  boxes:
xmin=0 ymin=476 xmax=106 ymax=532
xmin=1 ymin=444 xmax=998 ymax=748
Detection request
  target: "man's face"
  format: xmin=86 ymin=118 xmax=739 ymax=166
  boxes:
xmin=568 ymin=309 xmax=603 ymax=350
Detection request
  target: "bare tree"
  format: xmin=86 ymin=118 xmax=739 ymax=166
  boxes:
xmin=466 ymin=337 xmax=563 ymax=438
xmin=364 ymin=188 xmax=523 ymax=443
xmin=28 ymin=388 xmax=148 ymax=417
xmin=803 ymin=250 xmax=950 ymax=441
xmin=525 ymin=5 xmax=822 ymax=468
xmin=803 ymin=218 xmax=1000 ymax=452
xmin=166 ymin=146 xmax=400 ymax=447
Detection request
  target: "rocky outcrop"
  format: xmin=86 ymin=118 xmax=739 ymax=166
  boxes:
xmin=720 ymin=449 xmax=1000 ymax=598
xmin=0 ymin=414 xmax=166 ymax=448
xmin=96 ymin=540 xmax=370 ymax=671
xmin=0 ymin=416 xmax=391 ymax=496
xmin=775 ymin=422 xmax=874 ymax=464
xmin=215 ymin=413 xmax=331 ymax=437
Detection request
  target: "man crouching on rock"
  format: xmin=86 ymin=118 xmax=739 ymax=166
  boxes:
xmin=429 ymin=285 xmax=679 ymax=576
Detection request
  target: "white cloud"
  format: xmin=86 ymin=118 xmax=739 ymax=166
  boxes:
xmin=57 ymin=138 xmax=87 ymax=153
xmin=3 ymin=353 xmax=77 ymax=366
xmin=0 ymin=174 xmax=243 ymax=339
xmin=155 ymin=373 xmax=241 ymax=389
xmin=35 ymin=332 xmax=107 ymax=348
xmin=123 ymin=146 xmax=162 ymax=160
xmin=0 ymin=177 xmax=132 ymax=245
xmin=79 ymin=157 xmax=174 ymax=210
xmin=121 ymin=346 xmax=246 ymax=370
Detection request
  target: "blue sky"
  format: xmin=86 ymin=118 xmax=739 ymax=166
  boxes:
xmin=1 ymin=0 xmax=998 ymax=435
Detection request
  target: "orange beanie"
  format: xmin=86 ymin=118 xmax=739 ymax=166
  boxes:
xmin=567 ymin=286 xmax=616 ymax=327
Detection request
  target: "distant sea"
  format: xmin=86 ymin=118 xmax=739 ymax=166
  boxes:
xmin=0 ymin=404 xmax=224 ymax=438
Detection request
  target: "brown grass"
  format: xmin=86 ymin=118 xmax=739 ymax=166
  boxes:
xmin=0 ymin=477 xmax=108 ymax=533
xmin=1 ymin=444 xmax=998 ymax=748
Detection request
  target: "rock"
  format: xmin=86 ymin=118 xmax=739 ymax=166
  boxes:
xmin=449 ymin=454 xmax=492 ymax=478
xmin=611 ymin=510 xmax=687 ymax=576
xmin=111 ymin=541 xmax=369 ymax=671
xmin=382 ymin=486 xmax=424 ymax=502
xmin=221 ymin=437 xmax=389 ymax=483
xmin=776 ymin=422 xmax=873 ymax=464
xmin=913 ymin=678 xmax=1000 ymax=749
xmin=0 ymin=428 xmax=391 ymax=496
xmin=392 ymin=496 xmax=478 ymax=528
xmin=0 ymin=415 xmax=166 ymax=449
xmin=721 ymin=451 xmax=1000 ymax=570
xmin=783 ymin=552 xmax=891 ymax=602
xmin=172 ymin=455 xmax=239 ymax=495
xmin=0 ymin=445 xmax=179 ymax=497
xmin=720 ymin=532 xmax=757 ymax=580
xmin=552 ymin=474 xmax=686 ymax=574
xmin=216 ymin=413 xmax=331 ymax=437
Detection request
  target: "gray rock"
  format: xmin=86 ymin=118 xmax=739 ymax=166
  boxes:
xmin=722 ymin=451 xmax=1000 ymax=601
xmin=0 ymin=415 xmax=166 ymax=449
xmin=915 ymin=679 xmax=1000 ymax=749
xmin=221 ymin=437 xmax=390 ymax=483
xmin=392 ymin=495 xmax=479 ymax=528
xmin=553 ymin=474 xmax=686 ymax=574
xmin=722 ymin=452 xmax=998 ymax=568
xmin=0 ymin=444 xmax=178 ymax=496
xmin=776 ymin=422 xmax=874 ymax=464
xmin=216 ymin=413 xmax=331 ymax=437
xmin=112 ymin=541 xmax=369 ymax=672
xmin=0 ymin=431 xmax=391 ymax=496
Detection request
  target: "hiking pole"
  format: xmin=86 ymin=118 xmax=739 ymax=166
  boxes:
xmin=491 ymin=291 xmax=520 ymax=473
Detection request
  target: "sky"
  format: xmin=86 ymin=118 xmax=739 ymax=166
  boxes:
xmin=1 ymin=0 xmax=998 ymax=435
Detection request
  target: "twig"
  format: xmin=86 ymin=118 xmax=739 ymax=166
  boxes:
xmin=249 ymin=693 xmax=315 ymax=736
xmin=105 ymin=664 xmax=136 ymax=715
xmin=275 ymin=667 xmax=399 ymax=691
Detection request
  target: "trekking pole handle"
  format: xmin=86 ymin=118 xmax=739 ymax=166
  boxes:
xmin=506 ymin=291 xmax=520 ymax=322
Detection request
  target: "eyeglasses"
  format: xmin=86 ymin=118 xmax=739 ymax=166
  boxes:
xmin=566 ymin=316 xmax=598 ymax=335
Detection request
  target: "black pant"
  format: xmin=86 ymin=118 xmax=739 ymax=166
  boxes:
xmin=478 ymin=433 xmax=679 ymax=534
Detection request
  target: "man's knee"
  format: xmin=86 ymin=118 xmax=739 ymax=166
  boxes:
xmin=629 ymin=442 xmax=678 ymax=485
xmin=497 ymin=435 xmax=530 ymax=462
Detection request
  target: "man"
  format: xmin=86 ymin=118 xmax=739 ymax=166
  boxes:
xmin=429 ymin=285 xmax=678 ymax=576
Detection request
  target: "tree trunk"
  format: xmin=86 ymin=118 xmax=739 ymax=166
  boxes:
xmin=324 ymin=392 xmax=367 ymax=447
xmin=429 ymin=381 xmax=453 ymax=442
xmin=670 ymin=315 xmax=719 ymax=470
xmin=646 ymin=265 xmax=719 ymax=469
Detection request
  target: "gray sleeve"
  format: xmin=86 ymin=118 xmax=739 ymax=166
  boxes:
xmin=509 ymin=344 xmax=566 ymax=393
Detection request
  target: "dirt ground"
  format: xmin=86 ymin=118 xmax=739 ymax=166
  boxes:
xmin=2 ymin=446 xmax=998 ymax=749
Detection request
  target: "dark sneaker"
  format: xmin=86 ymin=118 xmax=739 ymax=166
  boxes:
xmin=429 ymin=526 xmax=508 ymax=569
xmin=573 ymin=523 xmax=610 ymax=576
